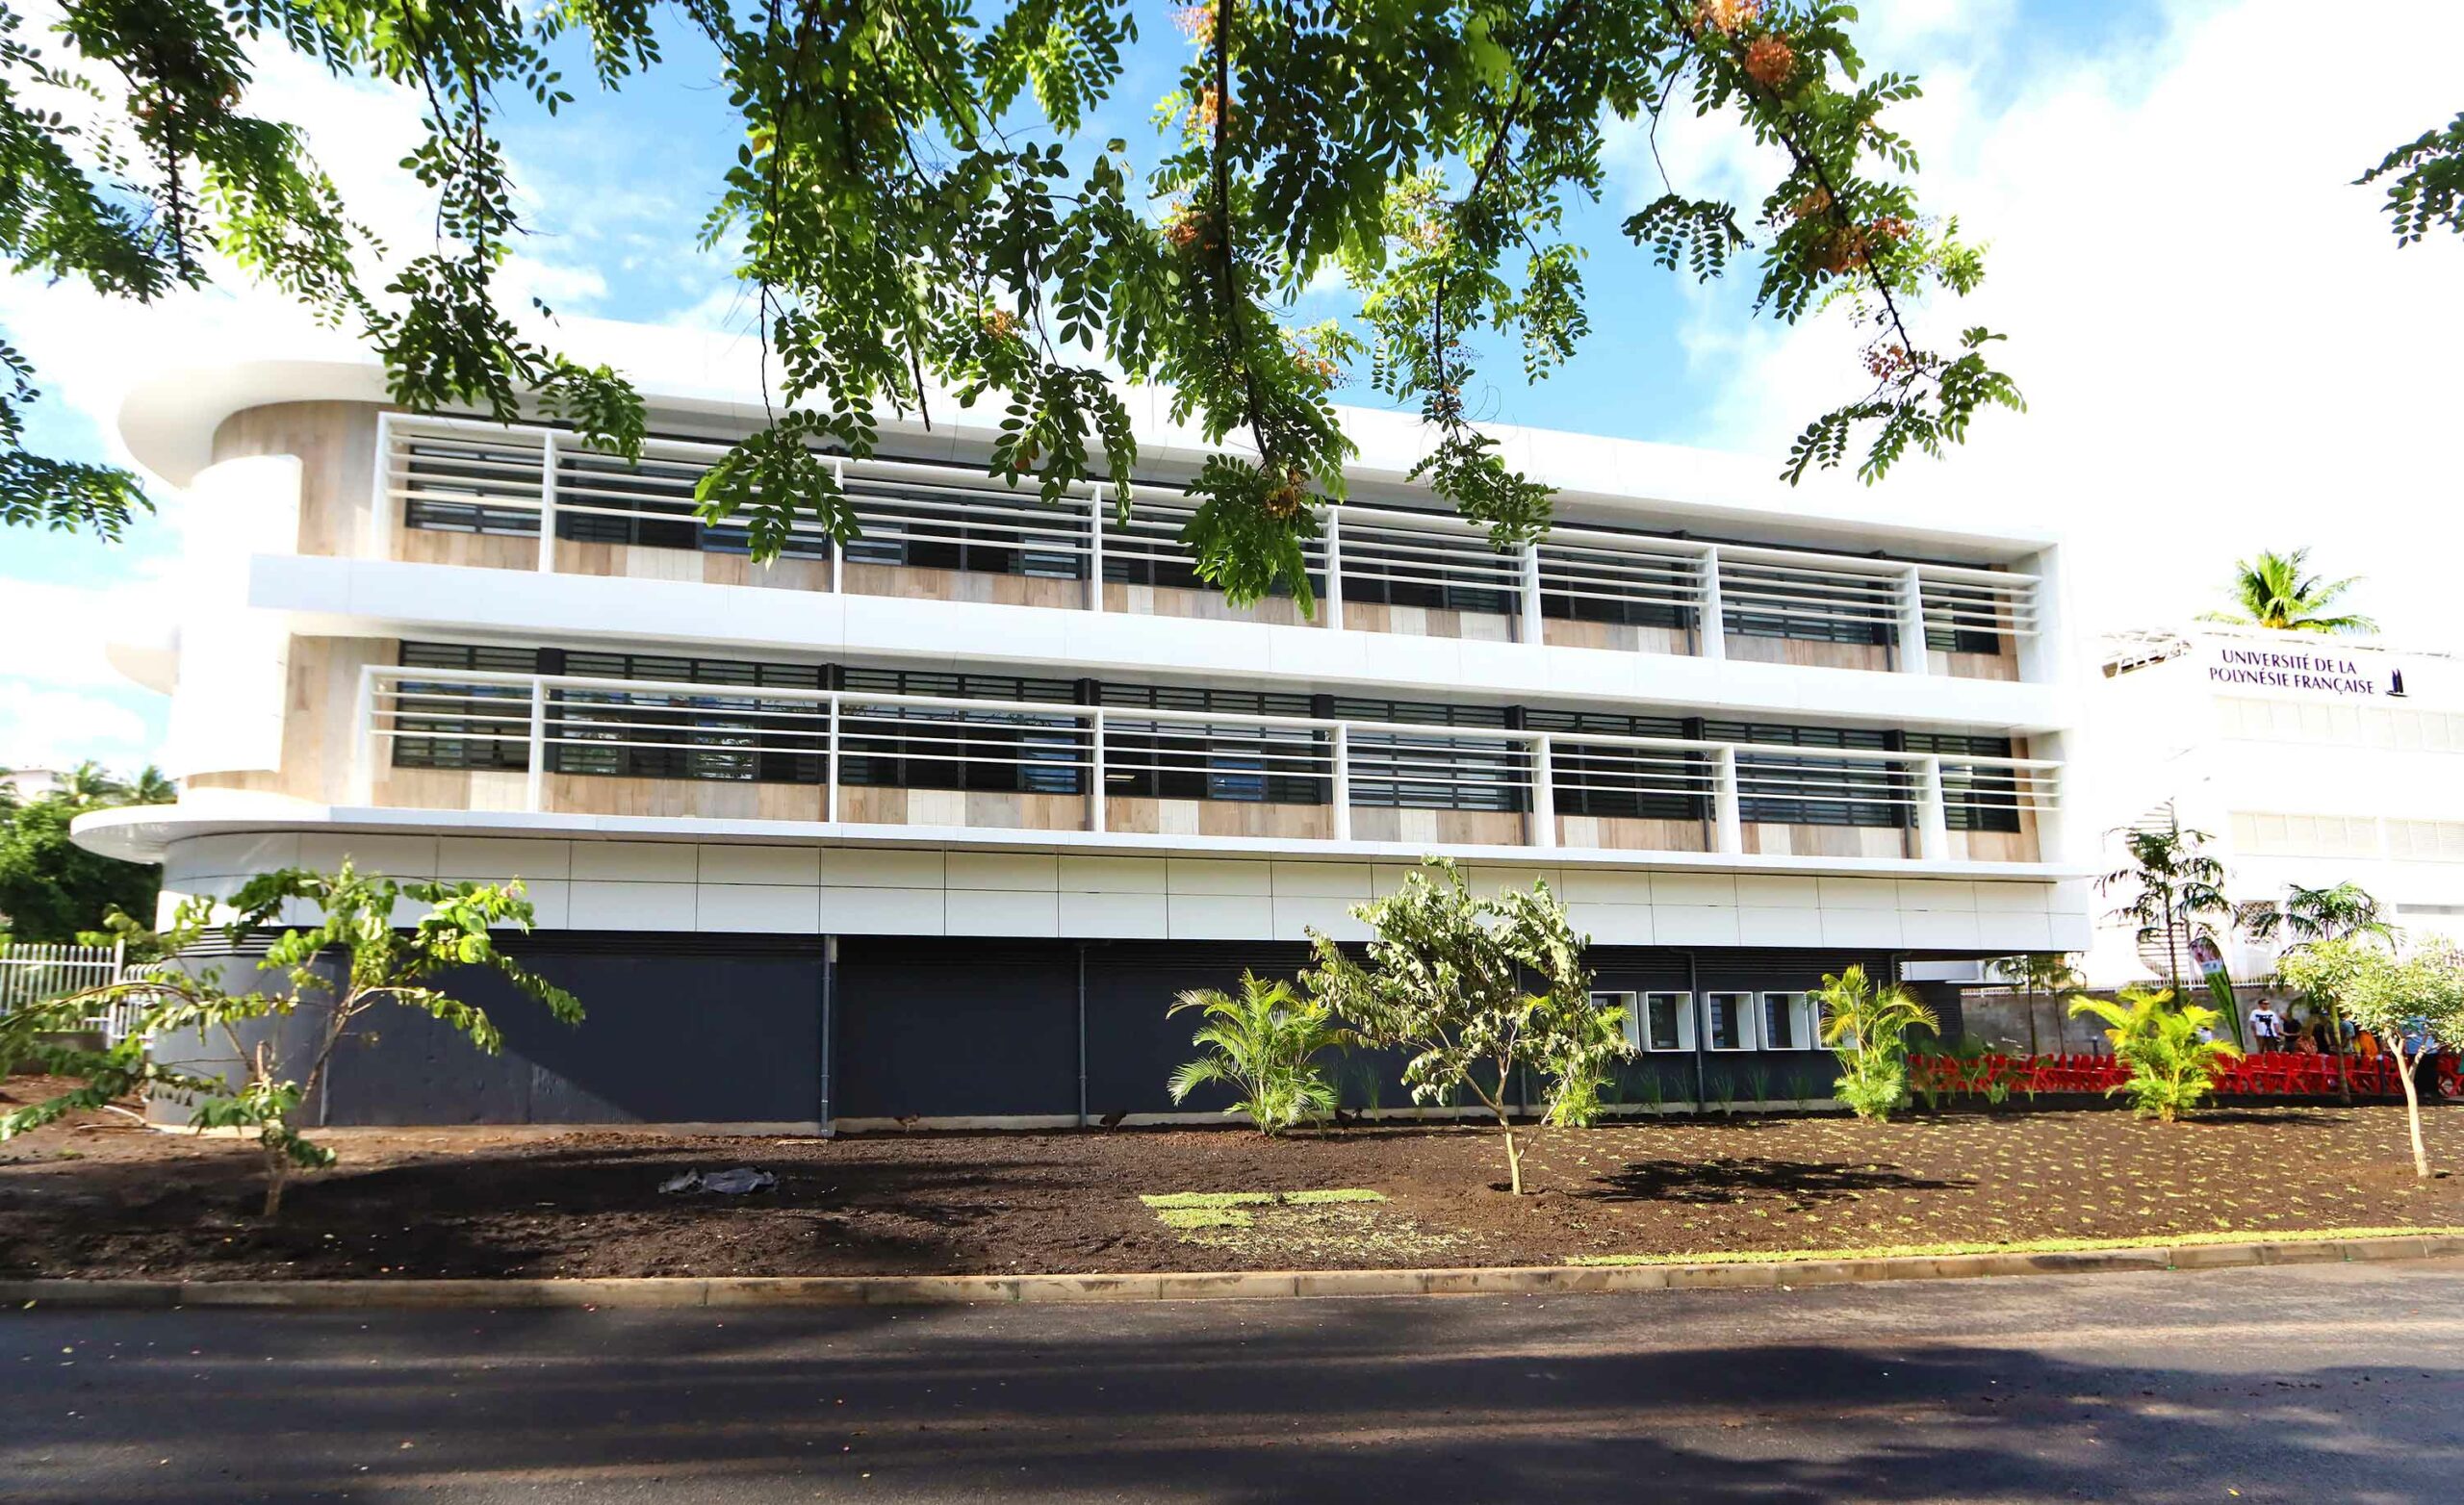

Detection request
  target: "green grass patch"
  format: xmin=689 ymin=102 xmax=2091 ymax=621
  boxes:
xmin=1565 ymin=1225 xmax=2464 ymax=1267
xmin=1142 ymin=1189 xmax=1385 ymax=1210
xmin=1156 ymin=1207 xmax=1255 ymax=1231
xmin=1140 ymin=1192 xmax=1280 ymax=1210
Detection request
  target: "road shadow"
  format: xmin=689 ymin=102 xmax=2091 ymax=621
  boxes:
xmin=1577 ymin=1156 xmax=1970 ymax=1205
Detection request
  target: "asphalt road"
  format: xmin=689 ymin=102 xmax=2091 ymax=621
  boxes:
xmin=8 ymin=1262 xmax=2463 ymax=1503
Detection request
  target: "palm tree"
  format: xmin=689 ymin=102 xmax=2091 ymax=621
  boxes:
xmin=2099 ymin=810 xmax=2235 ymax=1039
xmin=2197 ymin=548 xmax=2377 ymax=634
xmin=1990 ymin=953 xmax=2083 ymax=1056
xmin=124 ymin=766 xmax=177 ymax=805
xmin=1816 ymin=965 xmax=1939 ymax=1122
xmin=2066 ymin=987 xmax=2241 ymax=1124
xmin=1166 ymin=972 xmax=1356 ymax=1135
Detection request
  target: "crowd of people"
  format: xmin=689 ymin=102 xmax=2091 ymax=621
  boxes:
xmin=2231 ymin=999 xmax=2449 ymax=1094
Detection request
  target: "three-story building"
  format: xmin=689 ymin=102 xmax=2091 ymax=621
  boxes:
xmin=77 ymin=326 xmax=2091 ymax=1128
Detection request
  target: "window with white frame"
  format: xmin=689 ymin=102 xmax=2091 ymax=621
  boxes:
xmin=1597 ymin=992 xmax=1639 ymax=1052
xmin=1703 ymin=991 xmax=1754 ymax=1052
xmin=1636 ymin=991 xmax=1694 ymax=1053
xmin=1759 ymin=992 xmax=1821 ymax=1051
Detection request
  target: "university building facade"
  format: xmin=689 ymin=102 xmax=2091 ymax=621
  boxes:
xmin=78 ymin=329 xmax=2091 ymax=1128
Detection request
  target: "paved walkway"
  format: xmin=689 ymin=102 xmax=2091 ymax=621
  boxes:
xmin=9 ymin=1261 xmax=2462 ymax=1502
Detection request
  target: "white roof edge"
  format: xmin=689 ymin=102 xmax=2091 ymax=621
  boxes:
xmin=117 ymin=319 xmax=2059 ymax=557
xmin=71 ymin=800 xmax=2094 ymax=881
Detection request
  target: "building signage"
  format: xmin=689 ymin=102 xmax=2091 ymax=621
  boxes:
xmin=2205 ymin=645 xmax=2401 ymax=699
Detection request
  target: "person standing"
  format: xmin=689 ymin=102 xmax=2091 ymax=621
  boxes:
xmin=2248 ymin=1000 xmax=2281 ymax=1053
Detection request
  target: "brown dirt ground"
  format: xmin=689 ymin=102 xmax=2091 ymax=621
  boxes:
xmin=7 ymin=1074 xmax=2464 ymax=1280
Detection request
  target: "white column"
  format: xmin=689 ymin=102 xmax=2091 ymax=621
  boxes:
xmin=1698 ymin=548 xmax=1727 ymax=662
xmin=829 ymin=457 xmax=846 ymax=595
xmin=537 ymin=430 xmax=560 ymax=574
xmin=825 ymin=694 xmax=841 ymax=823
xmin=1916 ymin=755 xmax=1950 ymax=861
xmin=525 ymin=679 xmax=548 ymax=813
xmin=1085 ymin=485 xmax=1106 ymax=612
xmin=1529 ymin=734 xmax=1555 ymax=849
xmin=1520 ymin=542 xmax=1545 ymax=647
xmin=1088 ymin=708 xmax=1107 ymax=832
xmin=1330 ymin=723 xmax=1352 ymax=841
xmin=369 ymin=412 xmax=397 ymax=560
xmin=350 ymin=665 xmax=378 ymax=804
xmin=1322 ymin=508 xmax=1345 ymax=630
xmin=1713 ymin=745 xmax=1743 ymax=855
xmin=1896 ymin=564 xmax=1930 ymax=676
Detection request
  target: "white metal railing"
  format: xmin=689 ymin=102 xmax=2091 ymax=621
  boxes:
xmin=358 ymin=665 xmax=2061 ymax=861
xmin=374 ymin=414 xmax=2041 ymax=674
xmin=0 ymin=939 xmax=151 ymax=1042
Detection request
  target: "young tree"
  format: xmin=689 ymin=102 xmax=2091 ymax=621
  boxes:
xmin=0 ymin=765 xmax=175 ymax=941
xmin=2282 ymin=939 xmax=2464 ymax=1179
xmin=1990 ymin=952 xmax=2082 ymax=1057
xmin=0 ymin=864 xmax=580 ymax=1216
xmin=1302 ymin=857 xmax=1626 ymax=1193
xmin=1166 ymin=971 xmax=1354 ymax=1135
xmin=2099 ymin=812 xmax=2235 ymax=1033
xmin=0 ymin=2 xmax=2015 ymax=588
xmin=2195 ymin=548 xmax=2377 ymax=635
xmin=1815 ymin=964 xmax=1936 ymax=1122
xmin=2066 ymin=986 xmax=2239 ymax=1125
xmin=2251 ymin=880 xmax=2398 ymax=1096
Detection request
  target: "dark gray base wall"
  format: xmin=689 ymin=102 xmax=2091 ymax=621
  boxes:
xmin=151 ymin=935 xmax=1958 ymax=1128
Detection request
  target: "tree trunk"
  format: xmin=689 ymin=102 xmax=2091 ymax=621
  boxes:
xmin=1501 ymin=1120 xmax=1524 ymax=1195
xmin=262 ymin=1144 xmax=288 ymax=1219
xmin=2398 ymin=1050 xmax=2431 ymax=1180
xmin=2025 ymin=982 xmax=2040 ymax=1058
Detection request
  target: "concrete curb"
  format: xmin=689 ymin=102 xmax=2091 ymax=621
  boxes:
xmin=5 ymin=1235 xmax=2459 ymax=1310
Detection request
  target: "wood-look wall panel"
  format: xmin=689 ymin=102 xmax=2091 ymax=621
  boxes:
xmin=841 ymin=562 xmax=1084 ymax=611
xmin=1723 ymin=634 xmax=1896 ymax=673
xmin=210 ymin=401 xmax=385 ymax=558
xmin=1540 ymin=619 xmax=1692 ymax=655
xmin=1556 ymin=815 xmax=1710 ymax=853
xmin=1343 ymin=601 xmax=1518 ymax=643
xmin=1100 ymin=582 xmax=1320 ymax=627
xmin=1740 ymin=823 xmax=1913 ymax=859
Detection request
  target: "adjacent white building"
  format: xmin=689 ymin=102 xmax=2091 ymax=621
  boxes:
xmin=2080 ymin=625 xmax=2463 ymax=989
xmin=71 ymin=321 xmax=2092 ymax=1128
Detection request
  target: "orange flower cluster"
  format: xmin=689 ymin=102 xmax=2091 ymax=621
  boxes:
xmin=1187 ymin=86 xmax=1221 ymax=132
xmin=1692 ymin=0 xmax=1761 ymax=35
xmin=1262 ymin=466 xmax=1309 ymax=519
xmin=980 ymin=310 xmax=1021 ymax=342
xmin=1743 ymin=35 xmax=1795 ymax=89
xmin=1173 ymin=2 xmax=1217 ymax=44
xmin=1787 ymin=187 xmax=1833 ymax=223
xmin=1862 ymin=343 xmax=1917 ymax=381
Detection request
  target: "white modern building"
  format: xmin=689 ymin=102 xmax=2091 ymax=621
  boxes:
xmin=2080 ymin=626 xmax=2464 ymax=990
xmin=73 ymin=321 xmax=2091 ymax=1128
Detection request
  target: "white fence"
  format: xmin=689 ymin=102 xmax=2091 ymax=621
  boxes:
xmin=0 ymin=940 xmax=147 ymax=1043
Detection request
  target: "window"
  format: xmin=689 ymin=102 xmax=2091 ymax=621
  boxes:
xmin=1704 ymin=992 xmax=1754 ymax=1052
xmin=1759 ymin=992 xmax=1819 ymax=1051
xmin=1641 ymin=992 xmax=1694 ymax=1053
xmin=1599 ymin=992 xmax=1640 ymax=1051
xmin=1907 ymin=732 xmax=2025 ymax=835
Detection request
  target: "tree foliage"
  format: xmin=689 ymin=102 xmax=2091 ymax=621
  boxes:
xmin=2066 ymin=986 xmax=2238 ymax=1125
xmin=0 ymin=0 xmax=2015 ymax=597
xmin=1989 ymin=951 xmax=2080 ymax=1057
xmin=1301 ymin=856 xmax=1624 ymax=1192
xmin=1165 ymin=970 xmax=1354 ymax=1135
xmin=2280 ymin=937 xmax=2464 ymax=1179
xmin=2360 ymin=112 xmax=2464 ymax=245
xmin=0 ymin=863 xmax=580 ymax=1216
xmin=1814 ymin=963 xmax=1933 ymax=1122
xmin=2196 ymin=548 xmax=2377 ymax=636
xmin=0 ymin=761 xmax=174 ymax=942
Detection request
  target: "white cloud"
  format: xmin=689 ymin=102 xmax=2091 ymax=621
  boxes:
xmin=0 ymin=682 xmax=154 ymax=772
xmin=1634 ymin=0 xmax=2464 ymax=646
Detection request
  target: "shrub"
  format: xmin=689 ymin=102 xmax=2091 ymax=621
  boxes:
xmin=0 ymin=864 xmax=578 ymax=1215
xmin=1166 ymin=972 xmax=1354 ymax=1135
xmin=1303 ymin=857 xmax=1629 ymax=1193
xmin=2066 ymin=986 xmax=2239 ymax=1124
xmin=1817 ymin=965 xmax=1938 ymax=1123
xmin=2282 ymin=938 xmax=2464 ymax=1176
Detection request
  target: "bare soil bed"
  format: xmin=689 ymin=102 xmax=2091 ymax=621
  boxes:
xmin=7 ymin=1075 xmax=2464 ymax=1280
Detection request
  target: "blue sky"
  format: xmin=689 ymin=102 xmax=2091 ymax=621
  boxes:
xmin=3 ymin=0 xmax=2459 ymax=773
